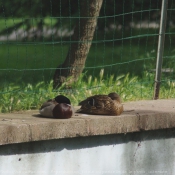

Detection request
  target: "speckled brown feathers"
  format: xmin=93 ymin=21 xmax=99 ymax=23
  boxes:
xmin=77 ymin=92 xmax=123 ymax=115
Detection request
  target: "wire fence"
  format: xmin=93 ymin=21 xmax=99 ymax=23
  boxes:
xmin=0 ymin=0 xmax=175 ymax=112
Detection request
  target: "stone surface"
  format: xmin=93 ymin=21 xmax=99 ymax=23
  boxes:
xmin=0 ymin=99 xmax=175 ymax=145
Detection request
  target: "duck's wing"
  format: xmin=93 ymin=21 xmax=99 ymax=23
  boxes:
xmin=40 ymin=99 xmax=54 ymax=110
xmin=79 ymin=95 xmax=108 ymax=105
xmin=93 ymin=97 xmax=123 ymax=115
xmin=78 ymin=97 xmax=92 ymax=106
xmin=77 ymin=95 xmax=112 ymax=112
xmin=39 ymin=104 xmax=55 ymax=117
xmin=77 ymin=94 xmax=123 ymax=115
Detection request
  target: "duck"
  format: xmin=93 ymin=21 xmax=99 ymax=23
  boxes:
xmin=39 ymin=95 xmax=74 ymax=119
xmin=77 ymin=92 xmax=123 ymax=116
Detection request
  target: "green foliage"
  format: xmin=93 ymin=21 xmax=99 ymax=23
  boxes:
xmin=0 ymin=43 xmax=160 ymax=85
xmin=1 ymin=70 xmax=175 ymax=113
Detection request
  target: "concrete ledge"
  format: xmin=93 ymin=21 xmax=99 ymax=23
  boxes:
xmin=0 ymin=99 xmax=175 ymax=145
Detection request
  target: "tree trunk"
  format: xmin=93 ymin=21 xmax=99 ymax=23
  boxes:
xmin=53 ymin=0 xmax=103 ymax=89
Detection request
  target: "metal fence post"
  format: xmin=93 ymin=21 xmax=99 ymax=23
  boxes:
xmin=153 ymin=0 xmax=168 ymax=100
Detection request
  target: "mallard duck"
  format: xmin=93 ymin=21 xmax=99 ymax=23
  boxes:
xmin=39 ymin=95 xmax=74 ymax=119
xmin=77 ymin=92 xmax=123 ymax=115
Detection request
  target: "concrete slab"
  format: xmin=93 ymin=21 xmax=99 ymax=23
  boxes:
xmin=0 ymin=99 xmax=175 ymax=145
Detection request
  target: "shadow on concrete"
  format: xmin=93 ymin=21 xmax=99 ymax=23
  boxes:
xmin=0 ymin=128 xmax=175 ymax=156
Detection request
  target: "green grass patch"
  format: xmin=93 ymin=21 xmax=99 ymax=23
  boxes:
xmin=0 ymin=26 xmax=175 ymax=113
xmin=1 ymin=40 xmax=174 ymax=86
xmin=1 ymin=70 xmax=175 ymax=113
xmin=0 ymin=43 xmax=68 ymax=85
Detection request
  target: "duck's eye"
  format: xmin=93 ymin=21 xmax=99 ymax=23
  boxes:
xmin=88 ymin=98 xmax=95 ymax=106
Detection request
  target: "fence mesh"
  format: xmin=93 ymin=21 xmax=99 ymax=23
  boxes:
xmin=0 ymin=0 xmax=175 ymax=112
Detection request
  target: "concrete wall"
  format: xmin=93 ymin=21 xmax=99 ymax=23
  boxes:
xmin=0 ymin=129 xmax=174 ymax=175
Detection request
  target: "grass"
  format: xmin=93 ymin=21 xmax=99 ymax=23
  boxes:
xmin=0 ymin=42 xmax=175 ymax=85
xmin=0 ymin=27 xmax=175 ymax=113
xmin=0 ymin=42 xmax=159 ymax=85
xmin=0 ymin=42 xmax=175 ymax=113
xmin=0 ymin=43 xmax=68 ymax=85
xmin=1 ymin=69 xmax=175 ymax=113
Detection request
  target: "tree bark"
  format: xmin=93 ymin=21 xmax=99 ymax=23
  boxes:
xmin=53 ymin=0 xmax=103 ymax=89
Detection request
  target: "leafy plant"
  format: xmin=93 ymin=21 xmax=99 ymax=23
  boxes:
xmin=1 ymin=69 xmax=175 ymax=113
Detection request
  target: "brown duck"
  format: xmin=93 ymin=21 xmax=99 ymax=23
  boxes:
xmin=77 ymin=92 xmax=123 ymax=115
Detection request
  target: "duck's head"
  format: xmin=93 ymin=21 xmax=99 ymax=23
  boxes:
xmin=108 ymin=92 xmax=122 ymax=103
xmin=52 ymin=103 xmax=74 ymax=119
xmin=54 ymin=95 xmax=71 ymax=104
